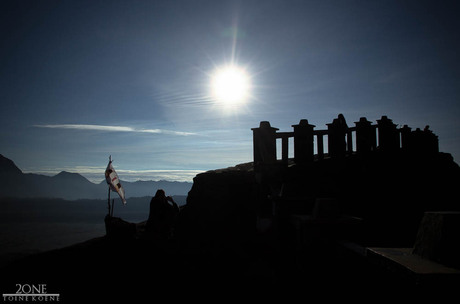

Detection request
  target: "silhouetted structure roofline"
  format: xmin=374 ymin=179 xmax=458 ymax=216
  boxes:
xmin=252 ymin=114 xmax=439 ymax=170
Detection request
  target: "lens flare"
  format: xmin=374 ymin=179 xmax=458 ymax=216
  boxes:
xmin=211 ymin=65 xmax=251 ymax=106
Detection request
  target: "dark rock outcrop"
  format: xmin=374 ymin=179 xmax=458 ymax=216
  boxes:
xmin=176 ymin=151 xmax=460 ymax=252
xmin=175 ymin=162 xmax=258 ymax=254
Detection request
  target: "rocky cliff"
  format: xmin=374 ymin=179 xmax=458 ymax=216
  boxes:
xmin=176 ymin=150 xmax=460 ymax=252
xmin=175 ymin=162 xmax=258 ymax=254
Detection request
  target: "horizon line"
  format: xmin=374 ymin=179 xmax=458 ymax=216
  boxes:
xmin=22 ymin=168 xmax=205 ymax=183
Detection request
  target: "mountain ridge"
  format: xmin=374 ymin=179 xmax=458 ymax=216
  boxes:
xmin=0 ymin=154 xmax=193 ymax=200
xmin=0 ymin=154 xmax=22 ymax=175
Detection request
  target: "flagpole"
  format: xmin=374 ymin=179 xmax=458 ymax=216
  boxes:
xmin=107 ymin=155 xmax=112 ymax=217
xmin=107 ymin=185 xmax=111 ymax=217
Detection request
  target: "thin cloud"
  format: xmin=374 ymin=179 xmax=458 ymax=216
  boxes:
xmin=33 ymin=124 xmax=195 ymax=136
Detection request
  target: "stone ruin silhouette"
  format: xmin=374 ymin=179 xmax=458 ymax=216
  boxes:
xmin=247 ymin=114 xmax=460 ymax=280
xmin=176 ymin=113 xmax=460 ymax=290
xmin=251 ymin=114 xmax=439 ymax=168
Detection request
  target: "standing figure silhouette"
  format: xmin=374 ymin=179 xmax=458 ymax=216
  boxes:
xmin=146 ymin=189 xmax=180 ymax=240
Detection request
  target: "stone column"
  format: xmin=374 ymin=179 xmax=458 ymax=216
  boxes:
xmin=252 ymin=121 xmax=279 ymax=168
xmin=376 ymin=115 xmax=400 ymax=152
xmin=400 ymin=125 xmax=412 ymax=151
xmin=355 ymin=117 xmax=376 ymax=154
xmin=292 ymin=119 xmax=315 ymax=164
xmin=327 ymin=118 xmax=347 ymax=158
xmin=316 ymin=133 xmax=324 ymax=160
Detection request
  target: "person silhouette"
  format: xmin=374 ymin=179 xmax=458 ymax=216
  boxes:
xmin=330 ymin=113 xmax=348 ymax=157
xmin=337 ymin=114 xmax=348 ymax=129
xmin=146 ymin=189 xmax=180 ymax=240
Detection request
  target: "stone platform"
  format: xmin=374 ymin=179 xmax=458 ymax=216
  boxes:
xmin=366 ymin=211 xmax=460 ymax=288
xmin=367 ymin=247 xmax=460 ymax=287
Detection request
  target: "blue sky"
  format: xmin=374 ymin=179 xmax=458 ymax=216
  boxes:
xmin=1 ymin=0 xmax=459 ymax=183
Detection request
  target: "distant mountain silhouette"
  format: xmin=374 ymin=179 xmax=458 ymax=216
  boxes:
xmin=0 ymin=154 xmax=22 ymax=175
xmin=0 ymin=154 xmax=192 ymax=200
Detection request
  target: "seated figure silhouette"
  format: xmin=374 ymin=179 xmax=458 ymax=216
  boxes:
xmin=146 ymin=189 xmax=180 ymax=240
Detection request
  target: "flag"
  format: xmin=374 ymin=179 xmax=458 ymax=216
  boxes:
xmin=105 ymin=158 xmax=127 ymax=205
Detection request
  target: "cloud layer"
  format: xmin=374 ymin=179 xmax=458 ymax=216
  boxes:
xmin=34 ymin=124 xmax=195 ymax=136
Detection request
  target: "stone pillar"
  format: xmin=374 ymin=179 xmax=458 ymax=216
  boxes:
xmin=411 ymin=128 xmax=424 ymax=153
xmin=400 ymin=125 xmax=412 ymax=151
xmin=317 ymin=133 xmax=324 ymax=160
xmin=281 ymin=136 xmax=289 ymax=165
xmin=292 ymin=119 xmax=315 ymax=164
xmin=376 ymin=115 xmax=400 ymax=152
xmin=355 ymin=117 xmax=376 ymax=154
xmin=252 ymin=121 xmax=279 ymax=168
xmin=327 ymin=117 xmax=347 ymax=158
xmin=346 ymin=130 xmax=353 ymax=156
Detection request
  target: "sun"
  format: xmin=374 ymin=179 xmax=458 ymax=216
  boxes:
xmin=210 ymin=65 xmax=251 ymax=106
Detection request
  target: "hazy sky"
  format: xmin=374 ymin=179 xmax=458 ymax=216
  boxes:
xmin=1 ymin=0 xmax=459 ymax=182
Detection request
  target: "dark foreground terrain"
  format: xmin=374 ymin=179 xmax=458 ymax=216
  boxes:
xmin=1 ymin=221 xmax=457 ymax=303
xmin=2 ymin=149 xmax=460 ymax=302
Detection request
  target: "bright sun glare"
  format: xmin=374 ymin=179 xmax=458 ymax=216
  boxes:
xmin=211 ymin=65 xmax=251 ymax=106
